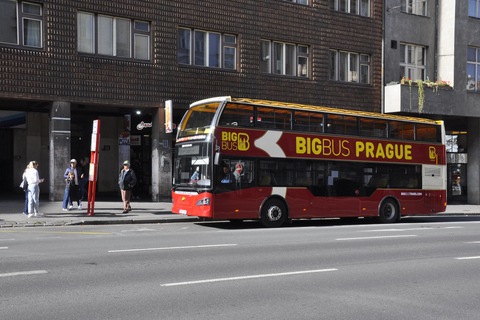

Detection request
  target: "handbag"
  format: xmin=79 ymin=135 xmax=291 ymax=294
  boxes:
xmin=19 ymin=176 xmax=28 ymax=191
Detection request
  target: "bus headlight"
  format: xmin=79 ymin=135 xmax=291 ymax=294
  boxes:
xmin=196 ymin=197 xmax=210 ymax=206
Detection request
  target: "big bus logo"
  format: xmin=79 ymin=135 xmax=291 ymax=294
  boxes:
xmin=222 ymin=132 xmax=250 ymax=151
xmin=429 ymin=147 xmax=437 ymax=161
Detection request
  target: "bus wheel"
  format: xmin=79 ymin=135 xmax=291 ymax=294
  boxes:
xmin=378 ymin=199 xmax=399 ymax=223
xmin=261 ymin=199 xmax=287 ymax=228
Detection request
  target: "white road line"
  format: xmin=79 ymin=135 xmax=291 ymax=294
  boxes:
xmin=108 ymin=243 xmax=237 ymax=253
xmin=336 ymin=235 xmax=418 ymax=241
xmin=0 ymin=247 xmax=8 ymax=250
xmin=362 ymin=227 xmax=463 ymax=232
xmin=466 ymin=241 xmax=480 ymax=244
xmin=0 ymin=270 xmax=48 ymax=278
xmin=161 ymin=268 xmax=338 ymax=287
xmin=455 ymin=256 xmax=480 ymax=260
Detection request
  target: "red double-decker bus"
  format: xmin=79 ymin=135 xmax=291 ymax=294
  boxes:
xmin=172 ymin=97 xmax=446 ymax=227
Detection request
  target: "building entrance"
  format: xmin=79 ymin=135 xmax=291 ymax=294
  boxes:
xmin=0 ymin=129 xmax=13 ymax=192
xmin=448 ymin=163 xmax=467 ymax=203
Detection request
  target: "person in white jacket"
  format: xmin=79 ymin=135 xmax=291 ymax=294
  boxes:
xmin=25 ymin=161 xmax=44 ymax=218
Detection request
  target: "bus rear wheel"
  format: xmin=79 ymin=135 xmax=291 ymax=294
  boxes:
xmin=378 ymin=198 xmax=400 ymax=223
xmin=260 ymin=199 xmax=287 ymax=228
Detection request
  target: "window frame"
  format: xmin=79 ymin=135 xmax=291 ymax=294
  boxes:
xmin=467 ymin=47 xmax=480 ymax=91
xmin=399 ymin=43 xmax=426 ymax=81
xmin=401 ymin=0 xmax=427 ymax=16
xmin=0 ymin=0 xmax=43 ymax=48
xmin=282 ymin=0 xmax=309 ymax=5
xmin=329 ymin=49 xmax=371 ymax=84
xmin=330 ymin=0 xmax=371 ymax=17
xmin=77 ymin=11 xmax=151 ymax=61
xmin=261 ymin=40 xmax=310 ymax=78
xmin=178 ymin=27 xmax=237 ymax=70
xmin=470 ymin=0 xmax=480 ymax=18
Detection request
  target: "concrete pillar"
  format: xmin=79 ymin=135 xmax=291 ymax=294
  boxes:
xmin=467 ymin=117 xmax=480 ymax=204
xmin=151 ymin=106 xmax=173 ymax=201
xmin=49 ymin=101 xmax=71 ymax=201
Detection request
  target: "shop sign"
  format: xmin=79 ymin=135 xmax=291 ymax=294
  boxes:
xmin=136 ymin=121 xmax=152 ymax=130
xmin=130 ymin=135 xmax=141 ymax=146
xmin=119 ymin=132 xmax=130 ymax=145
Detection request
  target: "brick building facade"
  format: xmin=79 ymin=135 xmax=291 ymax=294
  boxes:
xmin=0 ymin=0 xmax=382 ymax=200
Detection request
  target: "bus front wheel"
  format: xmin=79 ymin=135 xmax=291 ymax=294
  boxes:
xmin=260 ymin=199 xmax=287 ymax=228
xmin=378 ymin=198 xmax=400 ymax=223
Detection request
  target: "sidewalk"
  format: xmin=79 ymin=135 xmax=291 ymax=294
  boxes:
xmin=0 ymin=195 xmax=200 ymax=228
xmin=1 ymin=195 xmax=479 ymax=228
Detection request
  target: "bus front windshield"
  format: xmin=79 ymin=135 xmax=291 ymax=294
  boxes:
xmin=174 ymin=143 xmax=212 ymax=188
xmin=177 ymin=102 xmax=222 ymax=139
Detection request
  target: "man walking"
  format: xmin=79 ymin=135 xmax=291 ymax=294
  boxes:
xmin=118 ymin=160 xmax=137 ymax=213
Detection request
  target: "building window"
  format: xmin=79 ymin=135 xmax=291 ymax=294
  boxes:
xmin=330 ymin=50 xmax=370 ymax=84
xmin=178 ymin=28 xmax=237 ymax=70
xmin=282 ymin=0 xmax=309 ymax=5
xmin=469 ymin=0 xmax=480 ymax=17
xmin=77 ymin=12 xmax=150 ymax=60
xmin=0 ymin=0 xmax=42 ymax=48
xmin=399 ymin=43 xmax=426 ymax=81
xmin=330 ymin=0 xmax=371 ymax=17
xmin=261 ymin=40 xmax=309 ymax=77
xmin=401 ymin=0 xmax=427 ymax=16
xmin=467 ymin=47 xmax=480 ymax=91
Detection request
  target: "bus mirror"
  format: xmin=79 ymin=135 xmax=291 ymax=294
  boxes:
xmin=214 ymin=153 xmax=222 ymax=165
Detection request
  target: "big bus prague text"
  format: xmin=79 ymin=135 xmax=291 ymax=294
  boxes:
xmin=172 ymin=97 xmax=446 ymax=227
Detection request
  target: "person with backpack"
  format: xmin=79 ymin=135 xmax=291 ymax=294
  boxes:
xmin=25 ymin=161 xmax=44 ymax=218
xmin=21 ymin=163 xmax=31 ymax=215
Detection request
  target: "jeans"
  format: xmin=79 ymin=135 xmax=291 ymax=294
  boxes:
xmin=23 ymin=189 xmax=29 ymax=214
xmin=80 ymin=177 xmax=88 ymax=200
xmin=27 ymin=184 xmax=39 ymax=214
xmin=64 ymin=185 xmax=81 ymax=209
xmin=62 ymin=188 xmax=70 ymax=209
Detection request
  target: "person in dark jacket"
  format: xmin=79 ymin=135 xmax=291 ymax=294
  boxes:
xmin=63 ymin=159 xmax=82 ymax=210
xmin=118 ymin=160 xmax=137 ymax=213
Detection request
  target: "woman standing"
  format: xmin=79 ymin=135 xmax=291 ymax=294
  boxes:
xmin=25 ymin=161 xmax=44 ymax=218
xmin=22 ymin=163 xmax=31 ymax=215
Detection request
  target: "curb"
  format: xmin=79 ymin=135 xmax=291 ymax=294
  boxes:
xmin=0 ymin=217 xmax=203 ymax=228
xmin=1 ymin=213 xmax=479 ymax=228
xmin=65 ymin=217 xmax=203 ymax=226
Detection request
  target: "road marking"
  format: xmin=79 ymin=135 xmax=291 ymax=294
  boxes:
xmin=455 ymin=256 xmax=480 ymax=260
xmin=362 ymin=226 xmax=463 ymax=232
xmin=0 ymin=247 xmax=8 ymax=250
xmin=336 ymin=235 xmax=418 ymax=241
xmin=108 ymin=243 xmax=237 ymax=253
xmin=466 ymin=241 xmax=480 ymax=244
xmin=121 ymin=228 xmax=156 ymax=232
xmin=0 ymin=230 xmax=110 ymax=235
xmin=0 ymin=270 xmax=48 ymax=278
xmin=161 ymin=268 xmax=338 ymax=287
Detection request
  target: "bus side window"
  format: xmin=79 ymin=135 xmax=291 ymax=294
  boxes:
xmin=257 ymin=107 xmax=292 ymax=130
xmin=416 ymin=123 xmax=439 ymax=142
xmin=219 ymin=103 xmax=254 ymax=127
xmin=390 ymin=121 xmax=414 ymax=140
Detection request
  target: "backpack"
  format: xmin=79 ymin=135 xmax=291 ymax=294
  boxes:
xmin=19 ymin=175 xmax=28 ymax=191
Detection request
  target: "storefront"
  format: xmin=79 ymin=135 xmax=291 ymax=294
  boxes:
xmin=446 ymin=132 xmax=467 ymax=203
xmin=129 ymin=114 xmax=153 ymax=198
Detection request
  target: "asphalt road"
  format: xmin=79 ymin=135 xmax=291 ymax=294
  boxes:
xmin=2 ymin=217 xmax=480 ymax=320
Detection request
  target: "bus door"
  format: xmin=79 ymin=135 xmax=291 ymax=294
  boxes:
xmin=213 ymin=159 xmax=257 ymax=219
